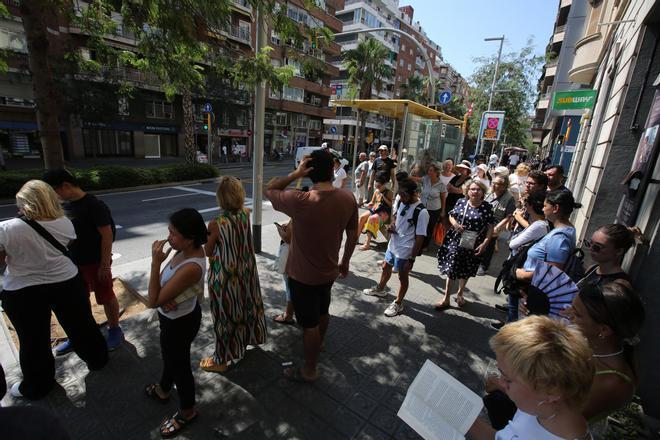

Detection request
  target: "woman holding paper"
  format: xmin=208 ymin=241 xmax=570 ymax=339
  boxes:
xmin=468 ymin=316 xmax=595 ymax=440
xmin=145 ymin=208 xmax=207 ymax=438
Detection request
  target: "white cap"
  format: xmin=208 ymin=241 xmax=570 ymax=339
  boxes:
xmin=378 ymin=145 xmax=389 ymax=151
xmin=321 ymin=142 xmax=328 ymax=148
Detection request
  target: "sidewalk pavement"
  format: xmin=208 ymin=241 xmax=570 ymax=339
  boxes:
xmin=0 ymin=225 xmax=510 ymax=439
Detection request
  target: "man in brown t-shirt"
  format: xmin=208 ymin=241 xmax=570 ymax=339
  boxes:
xmin=266 ymin=149 xmax=358 ymax=382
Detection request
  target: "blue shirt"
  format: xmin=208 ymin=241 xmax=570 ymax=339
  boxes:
xmin=523 ymin=226 xmax=576 ymax=272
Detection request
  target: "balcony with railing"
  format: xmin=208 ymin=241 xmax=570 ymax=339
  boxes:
xmin=545 ymin=60 xmax=558 ymax=78
xmin=537 ymin=92 xmax=551 ymax=110
xmin=231 ymin=0 xmax=253 ymax=15
xmin=553 ymin=25 xmax=566 ymax=44
xmin=221 ymin=24 xmax=251 ymax=45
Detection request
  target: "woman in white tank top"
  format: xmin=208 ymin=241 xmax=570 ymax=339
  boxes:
xmin=144 ymin=208 xmax=208 ymax=438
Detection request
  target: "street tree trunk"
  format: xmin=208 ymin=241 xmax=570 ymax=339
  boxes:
xmin=182 ymin=88 xmax=195 ymax=164
xmin=20 ymin=0 xmax=64 ymax=169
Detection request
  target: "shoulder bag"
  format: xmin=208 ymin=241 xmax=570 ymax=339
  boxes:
xmin=458 ymin=201 xmax=479 ymax=250
xmin=19 ymin=216 xmax=73 ymax=261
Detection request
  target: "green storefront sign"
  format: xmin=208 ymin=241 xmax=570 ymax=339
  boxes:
xmin=552 ymin=90 xmax=597 ymax=110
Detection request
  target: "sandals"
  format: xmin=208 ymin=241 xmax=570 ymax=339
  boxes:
xmin=200 ymin=357 xmax=229 ymax=373
xmin=272 ymin=314 xmax=295 ymax=325
xmin=454 ymin=296 xmax=466 ymax=308
xmin=160 ymin=411 xmax=198 ymax=438
xmin=145 ymin=383 xmax=169 ymax=404
xmin=283 ymin=365 xmax=317 ymax=383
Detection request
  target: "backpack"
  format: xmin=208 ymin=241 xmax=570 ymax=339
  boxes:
xmin=409 ymin=203 xmax=427 ymax=256
xmin=494 ymin=238 xmax=540 ymax=296
xmin=551 ymin=230 xmax=585 ymax=282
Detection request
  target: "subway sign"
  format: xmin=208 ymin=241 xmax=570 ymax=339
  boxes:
xmin=552 ymin=90 xmax=597 ymax=110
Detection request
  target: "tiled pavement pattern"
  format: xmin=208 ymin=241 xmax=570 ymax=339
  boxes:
xmin=1 ymin=228 xmax=509 ymax=439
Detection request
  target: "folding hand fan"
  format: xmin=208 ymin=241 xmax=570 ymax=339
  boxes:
xmin=526 ymin=262 xmax=578 ymax=320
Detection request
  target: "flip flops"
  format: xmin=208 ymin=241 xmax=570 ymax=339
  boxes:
xmin=272 ymin=314 xmax=295 ymax=325
xmin=160 ymin=411 xmax=198 ymax=438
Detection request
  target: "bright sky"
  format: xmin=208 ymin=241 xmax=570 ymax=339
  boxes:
xmin=403 ymin=0 xmax=558 ymax=81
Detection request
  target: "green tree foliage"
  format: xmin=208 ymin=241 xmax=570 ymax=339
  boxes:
xmin=343 ymin=38 xmax=393 ymax=100
xmin=15 ymin=0 xmax=322 ymax=167
xmin=468 ymin=38 xmax=543 ymax=148
xmin=400 ymin=75 xmax=425 ymax=103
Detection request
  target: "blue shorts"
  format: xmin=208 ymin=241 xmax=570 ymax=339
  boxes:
xmin=385 ymin=249 xmax=409 ymax=272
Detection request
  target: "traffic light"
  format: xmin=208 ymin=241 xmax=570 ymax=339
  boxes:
xmin=203 ymin=113 xmax=211 ymax=132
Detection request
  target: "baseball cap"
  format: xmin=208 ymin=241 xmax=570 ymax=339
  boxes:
xmin=378 ymin=145 xmax=389 ymax=151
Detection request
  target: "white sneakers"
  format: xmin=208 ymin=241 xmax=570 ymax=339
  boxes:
xmin=363 ymin=286 xmax=403 ymax=316
xmin=384 ymin=301 xmax=404 ymax=317
xmin=362 ymin=286 xmax=389 ymax=298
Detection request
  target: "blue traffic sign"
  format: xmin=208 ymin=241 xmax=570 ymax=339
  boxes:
xmin=438 ymin=91 xmax=452 ymax=105
xmin=330 ymin=126 xmax=337 ymax=134
xmin=203 ymin=103 xmax=212 ymax=113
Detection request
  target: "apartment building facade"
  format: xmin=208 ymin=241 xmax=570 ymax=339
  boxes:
xmin=325 ymin=1 xmax=465 ymax=154
xmin=545 ymin=0 xmax=660 ymax=416
xmin=264 ymin=0 xmax=344 ymax=156
xmin=532 ymin=0 xmax=590 ymax=173
xmin=0 ymin=0 xmax=343 ymax=161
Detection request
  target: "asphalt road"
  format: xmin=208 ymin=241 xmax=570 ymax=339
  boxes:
xmin=0 ymin=162 xmax=309 ymax=268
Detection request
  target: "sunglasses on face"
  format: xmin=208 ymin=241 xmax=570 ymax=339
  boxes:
xmin=584 ymin=239 xmax=607 ymax=252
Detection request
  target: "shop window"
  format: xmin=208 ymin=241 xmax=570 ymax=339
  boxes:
xmin=83 ymin=129 xmax=134 ymax=157
xmin=146 ymin=100 xmax=174 ymax=119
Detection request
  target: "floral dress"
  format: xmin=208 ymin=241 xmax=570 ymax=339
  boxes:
xmin=208 ymin=209 xmax=267 ymax=364
xmin=437 ymin=198 xmax=494 ymax=279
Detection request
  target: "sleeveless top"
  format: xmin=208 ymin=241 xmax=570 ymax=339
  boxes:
xmin=158 ymin=255 xmax=206 ymax=319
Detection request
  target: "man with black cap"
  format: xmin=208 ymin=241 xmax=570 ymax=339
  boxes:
xmin=363 ymin=179 xmax=428 ymax=317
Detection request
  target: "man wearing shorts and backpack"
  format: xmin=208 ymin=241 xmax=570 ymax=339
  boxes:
xmin=266 ymin=149 xmax=358 ymax=382
xmin=44 ymin=169 xmax=123 ymax=353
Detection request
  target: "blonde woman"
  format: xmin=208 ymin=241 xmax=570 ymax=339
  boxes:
xmin=509 ymin=163 xmax=530 ymax=203
xmin=201 ymin=176 xmax=267 ymax=372
xmin=470 ymin=316 xmax=595 ymax=439
xmin=0 ymin=180 xmax=107 ymax=400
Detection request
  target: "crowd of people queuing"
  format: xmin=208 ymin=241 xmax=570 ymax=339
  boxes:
xmin=0 ymin=145 xmax=647 ymax=439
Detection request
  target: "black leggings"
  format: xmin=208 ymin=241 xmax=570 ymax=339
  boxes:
xmin=158 ymin=304 xmax=201 ymax=410
xmin=0 ymin=274 xmax=108 ymax=399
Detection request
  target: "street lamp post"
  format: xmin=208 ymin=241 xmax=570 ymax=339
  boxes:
xmin=477 ymin=35 xmax=505 ymax=156
xmin=252 ymin=7 xmax=267 ymax=253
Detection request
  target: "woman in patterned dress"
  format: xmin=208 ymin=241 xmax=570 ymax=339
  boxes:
xmin=200 ymin=176 xmax=267 ymax=372
xmin=436 ymin=180 xmax=494 ymax=309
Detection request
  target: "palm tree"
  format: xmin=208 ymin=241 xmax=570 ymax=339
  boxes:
xmin=343 ymin=38 xmax=393 ymax=152
xmin=400 ymin=75 xmax=426 ymax=103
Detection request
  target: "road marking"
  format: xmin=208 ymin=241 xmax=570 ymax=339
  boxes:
xmin=142 ymin=193 xmax=198 ymax=202
xmin=98 ymin=183 xmax=203 ymax=197
xmin=198 ymin=198 xmax=270 ymax=214
xmin=112 ymin=253 xmax=122 ymax=261
xmin=173 ymin=186 xmax=216 ymax=196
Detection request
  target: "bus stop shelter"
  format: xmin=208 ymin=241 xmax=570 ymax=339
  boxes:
xmin=331 ymin=99 xmax=465 ymax=174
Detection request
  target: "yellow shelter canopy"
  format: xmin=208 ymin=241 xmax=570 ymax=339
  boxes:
xmin=331 ymin=99 xmax=464 ymax=126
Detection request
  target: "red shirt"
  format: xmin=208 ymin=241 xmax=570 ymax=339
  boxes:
xmin=266 ymin=188 xmax=357 ymax=285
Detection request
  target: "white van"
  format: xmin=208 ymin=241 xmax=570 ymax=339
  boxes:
xmin=294 ymin=146 xmax=323 ymax=168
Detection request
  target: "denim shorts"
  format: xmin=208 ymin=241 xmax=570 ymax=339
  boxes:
xmin=385 ymin=249 xmax=409 ymax=272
